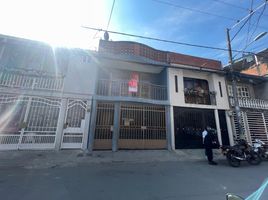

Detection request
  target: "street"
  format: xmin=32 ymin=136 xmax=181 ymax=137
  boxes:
xmin=0 ymin=159 xmax=268 ymax=200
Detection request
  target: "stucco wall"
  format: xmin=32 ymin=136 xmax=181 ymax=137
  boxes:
xmin=168 ymin=67 xmax=230 ymax=110
xmin=63 ymin=53 xmax=97 ymax=96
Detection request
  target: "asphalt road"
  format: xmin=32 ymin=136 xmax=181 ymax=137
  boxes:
xmin=0 ymin=160 xmax=268 ymax=200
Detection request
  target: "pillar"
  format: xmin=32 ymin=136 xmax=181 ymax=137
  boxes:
xmin=87 ymin=99 xmax=97 ymax=152
xmin=82 ymin=100 xmax=92 ymax=150
xmin=214 ymin=109 xmax=222 ymax=146
xmin=225 ymin=111 xmax=234 ymax=146
xmin=166 ymin=105 xmax=175 ymax=150
xmin=112 ymin=102 xmax=120 ymax=152
xmin=55 ymin=98 xmax=68 ymax=150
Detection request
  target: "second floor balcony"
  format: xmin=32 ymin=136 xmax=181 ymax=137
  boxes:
xmin=96 ymin=79 xmax=167 ymax=101
xmin=229 ymin=97 xmax=268 ymax=110
xmin=0 ymin=69 xmax=64 ymax=91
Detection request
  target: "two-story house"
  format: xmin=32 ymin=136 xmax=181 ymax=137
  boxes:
xmin=226 ymin=68 xmax=268 ymax=145
xmin=87 ymin=39 xmax=232 ymax=151
xmin=0 ymin=34 xmax=97 ymax=150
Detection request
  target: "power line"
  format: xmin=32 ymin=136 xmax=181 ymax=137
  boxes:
xmin=151 ymin=0 xmax=237 ymax=21
xmin=232 ymin=3 xmax=267 ymax=59
xmin=211 ymin=0 xmax=268 ymax=17
xmin=230 ymin=1 xmax=267 ymax=30
xmin=106 ymin=0 xmax=116 ymax=30
xmin=245 ymin=0 xmax=254 ymax=46
xmin=248 ymin=3 xmax=267 ymax=44
xmin=151 ymin=0 xmax=268 ymax=31
xmin=231 ymin=13 xmax=252 ymax=41
xmin=82 ymin=26 xmax=255 ymax=54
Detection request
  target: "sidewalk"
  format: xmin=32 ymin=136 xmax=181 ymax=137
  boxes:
xmin=0 ymin=149 xmax=225 ymax=169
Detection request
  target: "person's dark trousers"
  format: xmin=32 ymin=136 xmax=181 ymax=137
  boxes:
xmin=205 ymin=148 xmax=213 ymax=162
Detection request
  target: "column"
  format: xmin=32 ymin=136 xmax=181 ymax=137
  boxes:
xmin=55 ymin=98 xmax=68 ymax=150
xmin=112 ymin=102 xmax=120 ymax=152
xmin=87 ymin=99 xmax=97 ymax=152
xmin=166 ymin=105 xmax=175 ymax=151
xmin=225 ymin=111 xmax=234 ymax=146
xmin=214 ymin=109 xmax=222 ymax=146
xmin=82 ymin=100 xmax=92 ymax=150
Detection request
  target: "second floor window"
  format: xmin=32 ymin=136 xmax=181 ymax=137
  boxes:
xmin=228 ymin=85 xmax=250 ymax=98
xmin=183 ymin=77 xmax=211 ymax=105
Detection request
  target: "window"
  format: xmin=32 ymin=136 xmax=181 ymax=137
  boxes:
xmin=218 ymin=82 xmax=223 ymax=97
xmin=183 ymin=77 xmax=211 ymax=105
xmin=175 ymin=75 xmax=178 ymax=93
xmin=228 ymin=85 xmax=250 ymax=98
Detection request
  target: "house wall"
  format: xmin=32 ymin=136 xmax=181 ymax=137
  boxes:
xmin=168 ymin=67 xmax=229 ymax=110
xmin=253 ymin=82 xmax=268 ymax=100
xmin=63 ymin=53 xmax=97 ymax=96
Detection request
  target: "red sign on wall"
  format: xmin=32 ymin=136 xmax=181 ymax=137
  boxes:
xmin=128 ymin=72 xmax=139 ymax=93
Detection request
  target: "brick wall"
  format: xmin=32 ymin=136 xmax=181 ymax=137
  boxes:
xmin=99 ymin=40 xmax=222 ymax=70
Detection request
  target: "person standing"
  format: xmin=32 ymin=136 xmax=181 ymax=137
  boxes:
xmin=204 ymin=130 xmax=218 ymax=165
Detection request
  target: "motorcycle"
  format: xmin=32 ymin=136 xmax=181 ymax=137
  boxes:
xmin=252 ymin=139 xmax=268 ymax=161
xmin=221 ymin=139 xmax=262 ymax=167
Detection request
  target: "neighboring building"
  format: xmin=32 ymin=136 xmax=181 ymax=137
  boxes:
xmin=0 ymin=34 xmax=97 ymax=150
xmin=226 ymin=72 xmax=268 ymax=145
xmin=239 ymin=49 xmax=268 ymax=77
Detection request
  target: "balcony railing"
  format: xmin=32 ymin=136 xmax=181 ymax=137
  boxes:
xmin=184 ymin=90 xmax=217 ymax=105
xmin=229 ymin=97 xmax=268 ymax=110
xmin=0 ymin=70 xmax=64 ymax=91
xmin=96 ymin=79 xmax=167 ymax=101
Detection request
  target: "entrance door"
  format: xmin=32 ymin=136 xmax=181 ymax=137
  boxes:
xmin=174 ymin=107 xmax=216 ymax=149
xmin=118 ymin=104 xmax=166 ymax=149
xmin=218 ymin=110 xmax=230 ymax=146
xmin=61 ymin=100 xmax=87 ymax=149
xmin=93 ymin=102 xmax=114 ymax=150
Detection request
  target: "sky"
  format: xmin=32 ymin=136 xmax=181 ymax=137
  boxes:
xmin=0 ymin=0 xmax=267 ymax=65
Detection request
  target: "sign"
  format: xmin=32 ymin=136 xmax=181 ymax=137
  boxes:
xmin=128 ymin=72 xmax=139 ymax=93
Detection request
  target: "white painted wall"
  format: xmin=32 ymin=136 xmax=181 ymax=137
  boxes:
xmin=168 ymin=67 xmax=230 ymax=110
xmin=63 ymin=53 xmax=97 ymax=96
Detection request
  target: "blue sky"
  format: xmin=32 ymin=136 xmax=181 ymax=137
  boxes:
xmin=0 ymin=0 xmax=267 ymax=65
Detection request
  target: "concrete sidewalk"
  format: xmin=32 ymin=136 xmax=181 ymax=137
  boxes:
xmin=0 ymin=149 xmax=225 ymax=169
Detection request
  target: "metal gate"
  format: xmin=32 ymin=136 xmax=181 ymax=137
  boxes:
xmin=61 ymin=99 xmax=88 ymax=149
xmin=118 ymin=104 xmax=166 ymax=149
xmin=232 ymin=110 xmax=268 ymax=145
xmin=0 ymin=94 xmax=61 ymax=150
xmin=94 ymin=102 xmax=114 ymax=150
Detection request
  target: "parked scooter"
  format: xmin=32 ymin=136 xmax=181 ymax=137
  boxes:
xmin=252 ymin=139 xmax=268 ymax=161
xmin=221 ymin=139 xmax=262 ymax=167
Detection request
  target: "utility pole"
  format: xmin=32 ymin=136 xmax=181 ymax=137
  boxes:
xmin=226 ymin=28 xmax=245 ymax=140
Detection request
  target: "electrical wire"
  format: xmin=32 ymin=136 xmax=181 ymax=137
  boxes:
xmin=106 ymin=0 xmax=116 ymax=30
xmin=248 ymin=3 xmax=267 ymax=44
xmin=211 ymin=0 xmax=268 ymax=17
xmin=232 ymin=3 xmax=267 ymax=59
xmin=151 ymin=0 xmax=237 ymax=21
xmin=82 ymin=26 xmax=255 ymax=54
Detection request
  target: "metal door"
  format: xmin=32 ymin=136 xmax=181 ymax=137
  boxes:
xmin=94 ymin=102 xmax=114 ymax=150
xmin=61 ymin=99 xmax=87 ymax=149
xmin=118 ymin=104 xmax=166 ymax=149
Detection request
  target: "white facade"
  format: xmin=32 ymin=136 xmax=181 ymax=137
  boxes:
xmin=167 ymin=66 xmax=229 ymax=110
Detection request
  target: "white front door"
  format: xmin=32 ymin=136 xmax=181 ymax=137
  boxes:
xmin=61 ymin=100 xmax=88 ymax=149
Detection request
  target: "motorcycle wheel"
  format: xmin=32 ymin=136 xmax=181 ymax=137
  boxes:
xmin=248 ymin=151 xmax=262 ymax=165
xmin=226 ymin=151 xmax=241 ymax=167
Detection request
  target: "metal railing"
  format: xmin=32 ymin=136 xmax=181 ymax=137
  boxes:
xmin=96 ymin=79 xmax=167 ymax=101
xmin=184 ymin=93 xmax=217 ymax=105
xmin=0 ymin=70 xmax=64 ymax=91
xmin=229 ymin=97 xmax=268 ymax=109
